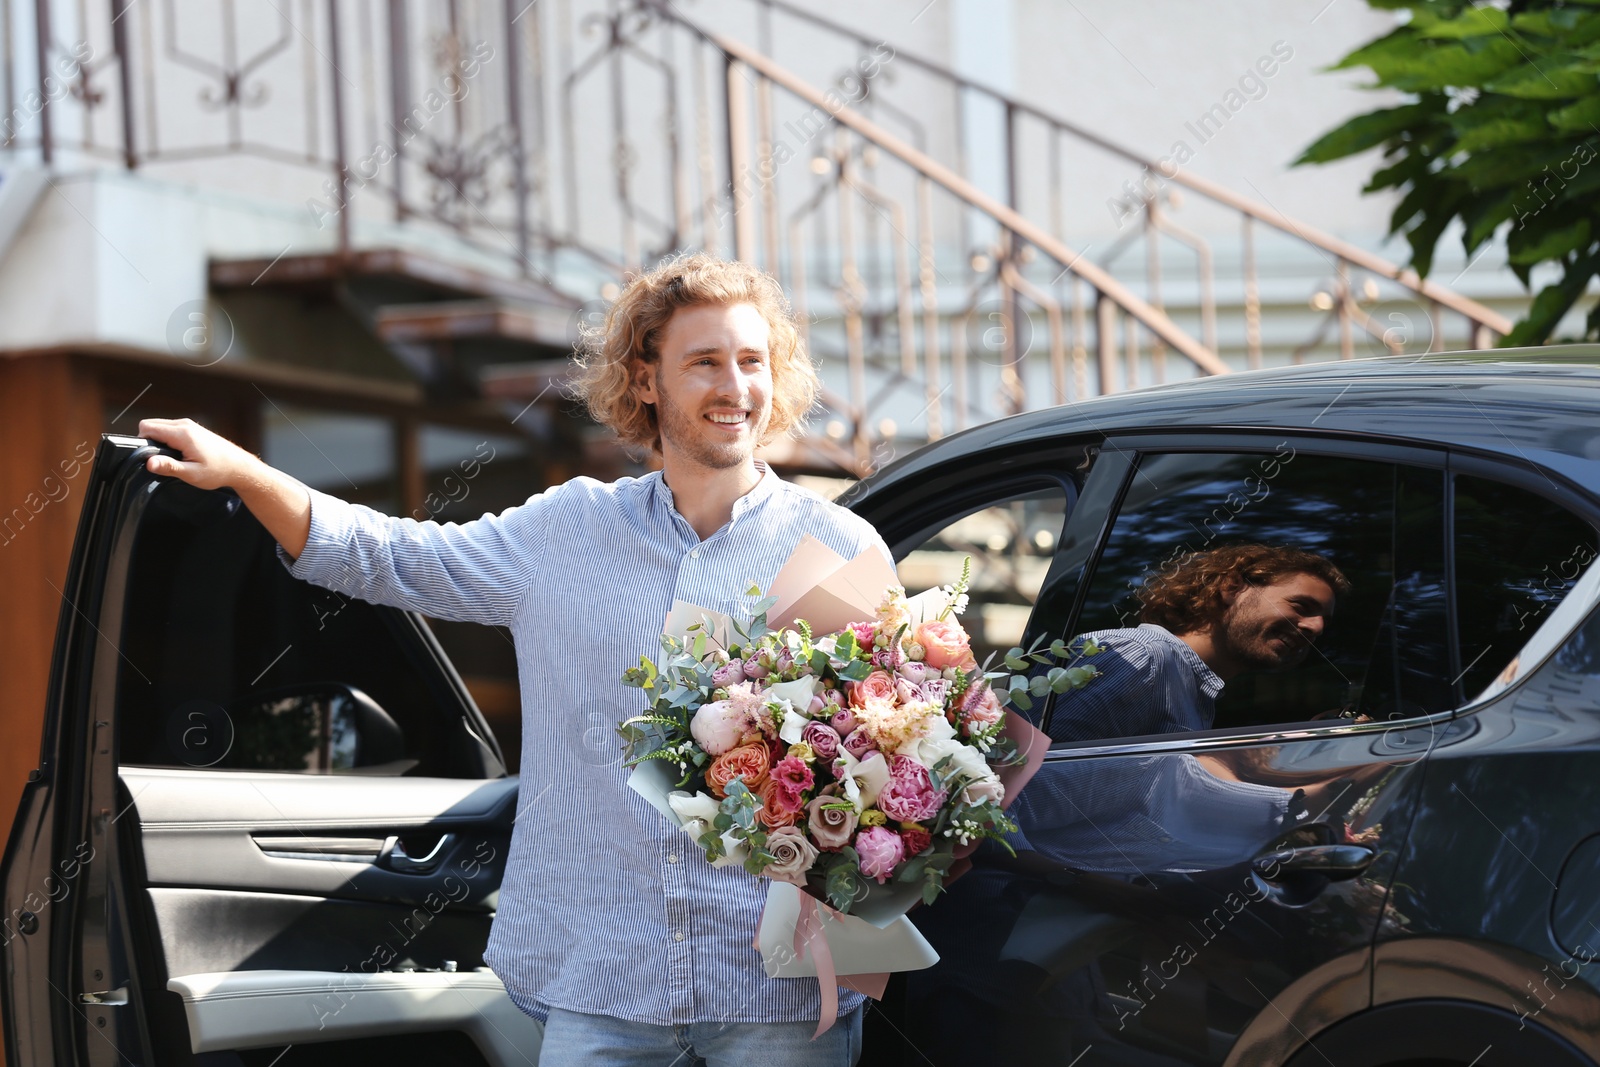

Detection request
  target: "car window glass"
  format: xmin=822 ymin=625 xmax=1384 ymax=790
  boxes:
xmin=114 ymin=481 xmax=479 ymax=776
xmin=1453 ymin=473 xmax=1599 ymax=700
xmin=1048 ymin=450 xmax=1450 ymax=744
xmin=896 ymin=487 xmax=1069 ymax=668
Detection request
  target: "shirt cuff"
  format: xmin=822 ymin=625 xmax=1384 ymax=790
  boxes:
xmin=273 ymin=485 xmax=359 ymax=581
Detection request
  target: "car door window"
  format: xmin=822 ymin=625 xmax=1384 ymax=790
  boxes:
xmin=114 ymin=479 xmax=487 ymax=776
xmin=896 ymin=487 xmax=1071 ymax=668
xmin=1453 ymin=472 xmax=1600 ymax=701
xmin=1048 ymin=448 xmax=1450 ymax=742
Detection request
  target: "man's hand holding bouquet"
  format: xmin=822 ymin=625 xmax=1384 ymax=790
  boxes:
xmin=618 ymin=537 xmax=1099 ymax=1035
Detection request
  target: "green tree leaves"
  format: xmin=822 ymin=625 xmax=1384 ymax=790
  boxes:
xmin=1298 ymin=0 xmax=1600 ymax=344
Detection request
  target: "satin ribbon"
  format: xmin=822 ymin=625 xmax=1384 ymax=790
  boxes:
xmin=754 ymin=890 xmax=890 ymax=1039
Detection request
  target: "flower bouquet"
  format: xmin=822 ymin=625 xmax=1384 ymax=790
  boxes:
xmin=619 ymin=536 xmax=1097 ymax=1031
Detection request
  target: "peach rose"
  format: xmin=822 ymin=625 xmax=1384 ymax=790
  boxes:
xmin=707 ymin=742 xmax=771 ymax=799
xmin=915 ymin=619 xmax=977 ymax=671
xmin=848 ymin=670 xmax=899 ymax=709
xmin=756 ymin=778 xmax=802 ymax=828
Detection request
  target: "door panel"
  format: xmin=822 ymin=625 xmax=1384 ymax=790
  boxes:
xmin=896 ymin=726 xmax=1429 ymax=1065
xmin=3 ymin=436 xmax=538 ymax=1066
xmin=124 ymin=769 xmax=513 ymax=901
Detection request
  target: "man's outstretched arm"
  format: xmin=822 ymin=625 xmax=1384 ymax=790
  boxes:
xmin=139 ymin=417 xmax=312 ymax=559
xmin=135 ymin=416 xmax=548 ymax=628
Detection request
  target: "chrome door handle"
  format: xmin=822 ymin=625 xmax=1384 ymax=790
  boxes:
xmin=382 ymin=833 xmax=455 ymax=873
xmin=1253 ymin=844 xmax=1375 ymax=882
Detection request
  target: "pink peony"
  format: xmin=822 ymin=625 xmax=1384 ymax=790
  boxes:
xmin=877 ymin=755 xmax=949 ymax=823
xmin=843 ymin=727 xmax=878 ymax=759
xmin=830 ymin=707 xmax=858 ymax=736
xmin=690 ymin=700 xmax=745 ymax=756
xmin=856 ymin=826 xmax=905 ymax=884
xmin=771 ymin=756 xmax=815 ymax=801
xmin=915 ymin=619 xmax=977 ymax=671
xmin=801 ymin=720 xmax=842 ymax=762
xmin=806 ymin=792 xmax=859 ymax=849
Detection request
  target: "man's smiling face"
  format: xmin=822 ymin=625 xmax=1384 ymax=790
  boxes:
xmin=636 ymin=301 xmax=775 ymax=472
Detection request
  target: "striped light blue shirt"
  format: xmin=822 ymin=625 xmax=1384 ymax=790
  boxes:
xmin=275 ymin=461 xmax=888 ymax=1026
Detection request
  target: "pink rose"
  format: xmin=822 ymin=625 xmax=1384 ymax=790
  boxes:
xmin=848 ymin=621 xmax=876 ymax=649
xmin=763 ymin=826 xmax=819 ymax=884
xmin=915 ymin=619 xmax=976 ymax=672
xmin=900 ymin=828 xmax=933 ymax=858
xmin=843 ymin=727 xmax=878 ymax=759
xmin=801 ymin=721 xmax=841 ymax=762
xmin=962 ymin=778 xmax=1005 ymax=807
xmin=690 ymin=700 xmax=745 ymax=756
xmin=877 ymin=755 xmax=949 ymax=823
xmin=848 ymin=671 xmax=898 ymax=709
xmin=897 ymin=661 xmax=934 ymax=685
xmin=808 ymin=694 xmax=828 ymax=715
xmin=871 ymin=643 xmax=907 ymax=670
xmin=830 ymin=708 xmax=858 ymax=736
xmin=856 ymin=826 xmax=905 ymax=884
xmin=771 ymin=756 xmax=814 ymax=802
xmin=805 ymin=792 xmax=859 ymax=849
xmin=744 ymin=657 xmax=770 ymax=680
xmin=711 ymin=659 xmax=747 ymax=687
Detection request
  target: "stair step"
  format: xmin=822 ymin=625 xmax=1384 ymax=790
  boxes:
xmin=210 ymin=248 xmax=579 ymax=308
xmin=375 ymin=300 xmax=575 ymax=347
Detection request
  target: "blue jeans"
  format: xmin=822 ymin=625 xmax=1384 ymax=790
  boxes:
xmin=537 ymin=1004 xmax=865 ymax=1067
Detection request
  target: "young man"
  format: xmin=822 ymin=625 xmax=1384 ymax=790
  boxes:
xmin=138 ymin=254 xmax=885 ymax=1065
xmin=1049 ymin=543 xmax=1349 ymax=744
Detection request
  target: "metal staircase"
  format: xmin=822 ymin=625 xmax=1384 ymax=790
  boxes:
xmin=6 ymin=0 xmax=1514 ymax=477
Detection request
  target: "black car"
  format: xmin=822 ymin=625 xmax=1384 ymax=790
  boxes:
xmin=7 ymin=351 xmax=1600 ymax=1066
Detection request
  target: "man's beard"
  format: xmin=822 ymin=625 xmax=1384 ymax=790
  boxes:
xmin=654 ymin=369 xmax=769 ymax=470
xmin=1217 ymin=600 xmax=1310 ymax=672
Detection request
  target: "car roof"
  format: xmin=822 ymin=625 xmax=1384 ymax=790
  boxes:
xmin=866 ymin=346 xmax=1600 ymax=497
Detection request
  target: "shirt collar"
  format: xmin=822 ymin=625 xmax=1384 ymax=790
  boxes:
xmin=647 ymin=460 xmax=778 ymax=531
xmin=1140 ymin=623 xmax=1225 ymax=699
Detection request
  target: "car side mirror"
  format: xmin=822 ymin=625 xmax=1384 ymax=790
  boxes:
xmin=223 ymin=682 xmax=407 ymax=772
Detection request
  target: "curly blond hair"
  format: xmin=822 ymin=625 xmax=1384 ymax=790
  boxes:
xmin=571 ymin=253 xmax=817 ymax=454
xmin=1137 ymin=543 xmax=1351 ymax=635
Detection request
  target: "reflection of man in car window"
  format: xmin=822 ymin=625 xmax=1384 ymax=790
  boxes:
xmin=1051 ymin=544 xmax=1348 ymax=743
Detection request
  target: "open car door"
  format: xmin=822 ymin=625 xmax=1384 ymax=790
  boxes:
xmin=2 ymin=435 xmax=543 ymax=1066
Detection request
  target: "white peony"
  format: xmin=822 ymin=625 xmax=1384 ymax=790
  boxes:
xmin=690 ymin=700 xmax=746 ymax=756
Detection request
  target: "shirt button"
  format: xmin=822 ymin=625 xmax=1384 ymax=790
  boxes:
xmin=667 ymin=854 xmax=680 ymax=864
xmin=673 ymin=930 xmax=686 ymax=942
xmin=690 ymin=548 xmax=700 ymax=559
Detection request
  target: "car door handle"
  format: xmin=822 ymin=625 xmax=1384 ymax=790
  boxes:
xmin=1252 ymin=844 xmax=1375 ymax=882
xmin=382 ymin=833 xmax=455 ymax=873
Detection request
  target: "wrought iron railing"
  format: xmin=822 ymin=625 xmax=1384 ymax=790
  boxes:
xmin=2 ymin=0 xmax=1515 ymax=476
